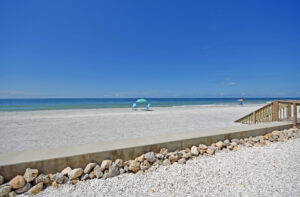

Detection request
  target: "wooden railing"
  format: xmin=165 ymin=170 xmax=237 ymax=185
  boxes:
xmin=235 ymin=100 xmax=300 ymax=127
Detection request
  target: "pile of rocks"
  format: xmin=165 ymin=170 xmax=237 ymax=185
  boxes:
xmin=0 ymin=128 xmax=299 ymax=196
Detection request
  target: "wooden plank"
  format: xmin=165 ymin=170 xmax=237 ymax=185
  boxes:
xmin=287 ymin=104 xmax=291 ymax=119
xmin=278 ymin=100 xmax=300 ymax=104
xmin=253 ymin=112 xmax=256 ymax=124
xmin=272 ymin=101 xmax=278 ymax=121
xmin=294 ymin=102 xmax=298 ymax=128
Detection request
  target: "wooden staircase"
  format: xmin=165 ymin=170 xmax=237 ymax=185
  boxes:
xmin=235 ymin=100 xmax=300 ymax=127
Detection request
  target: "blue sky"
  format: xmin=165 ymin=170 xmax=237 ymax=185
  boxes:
xmin=0 ymin=0 xmax=299 ymax=98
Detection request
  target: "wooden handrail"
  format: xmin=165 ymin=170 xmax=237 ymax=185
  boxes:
xmin=235 ymin=102 xmax=273 ymax=123
xmin=235 ymin=100 xmax=299 ymax=127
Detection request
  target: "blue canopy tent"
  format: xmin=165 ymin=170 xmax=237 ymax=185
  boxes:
xmin=132 ymin=99 xmax=151 ymax=110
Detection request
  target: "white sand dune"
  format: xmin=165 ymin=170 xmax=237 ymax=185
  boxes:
xmin=0 ymin=105 xmax=262 ymax=153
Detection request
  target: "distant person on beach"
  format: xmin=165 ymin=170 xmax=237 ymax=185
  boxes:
xmin=238 ymin=99 xmax=244 ymax=106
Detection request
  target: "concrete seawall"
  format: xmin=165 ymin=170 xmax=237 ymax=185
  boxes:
xmin=0 ymin=121 xmax=296 ymax=180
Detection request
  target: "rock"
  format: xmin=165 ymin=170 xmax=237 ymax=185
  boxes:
xmin=168 ymin=153 xmax=179 ymax=163
xmin=34 ymin=174 xmax=50 ymax=185
xmin=258 ymin=136 xmax=265 ymax=143
xmin=108 ymin=163 xmax=120 ymax=177
xmin=61 ymin=167 xmax=72 ymax=176
xmin=227 ymin=144 xmax=234 ymax=150
xmin=155 ymin=153 xmax=164 ymax=160
xmin=88 ymin=171 xmax=95 ymax=179
xmin=252 ymin=137 xmax=259 ymax=143
xmin=119 ymin=168 xmax=125 ymax=174
xmin=68 ymin=168 xmax=83 ymax=180
xmin=80 ymin=173 xmax=89 ymax=181
xmin=231 ymin=142 xmax=238 ymax=146
xmin=264 ymin=133 xmax=272 ymax=140
xmin=272 ymin=130 xmax=281 ymax=136
xmin=72 ymin=179 xmax=79 ymax=185
xmin=102 ymin=172 xmax=110 ymax=180
xmin=115 ymin=159 xmax=123 ymax=168
xmin=163 ymin=159 xmax=171 ymax=166
xmin=124 ymin=165 xmax=129 ymax=172
xmin=178 ymin=158 xmax=186 ymax=164
xmin=145 ymin=152 xmax=156 ymax=163
xmin=223 ymin=139 xmax=230 ymax=146
xmin=185 ymin=148 xmax=191 ymax=153
xmin=160 ymin=148 xmax=168 ymax=156
xmin=240 ymin=139 xmax=245 ymax=144
xmin=244 ymin=142 xmax=252 ymax=147
xmin=199 ymin=149 xmax=206 ymax=154
xmin=93 ymin=166 xmax=103 ymax=178
xmin=137 ymin=155 xmax=145 ymax=162
xmin=233 ymin=145 xmax=241 ymax=151
xmin=206 ymin=147 xmax=215 ymax=155
xmin=140 ymin=160 xmax=151 ymax=171
xmin=0 ymin=175 xmax=4 ymax=185
xmin=84 ymin=163 xmax=97 ymax=174
xmin=52 ymin=181 xmax=58 ymax=188
xmin=273 ymin=136 xmax=279 ymax=142
xmin=198 ymin=144 xmax=208 ymax=150
xmin=128 ymin=160 xmax=140 ymax=173
xmin=254 ymin=143 xmax=261 ymax=147
xmin=191 ymin=146 xmax=199 ymax=156
xmin=27 ymin=182 xmax=43 ymax=195
xmin=48 ymin=173 xmax=53 ymax=180
xmin=51 ymin=173 xmax=68 ymax=184
xmin=23 ymin=168 xmax=38 ymax=183
xmin=0 ymin=185 xmax=11 ymax=196
xmin=9 ymin=191 xmax=16 ymax=197
xmin=231 ymin=139 xmax=240 ymax=144
xmin=15 ymin=183 xmax=31 ymax=194
xmin=100 ymin=160 xmax=112 ymax=171
xmin=215 ymin=141 xmax=224 ymax=149
xmin=153 ymin=160 xmax=162 ymax=167
xmin=273 ymin=135 xmax=279 ymax=140
xmin=180 ymin=151 xmax=190 ymax=159
xmin=8 ymin=175 xmax=25 ymax=189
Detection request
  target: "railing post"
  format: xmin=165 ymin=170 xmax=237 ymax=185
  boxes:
xmin=272 ymin=101 xmax=278 ymax=121
xmin=287 ymin=104 xmax=291 ymax=119
xmin=253 ymin=111 xmax=256 ymax=124
xmin=293 ymin=102 xmax=298 ymax=128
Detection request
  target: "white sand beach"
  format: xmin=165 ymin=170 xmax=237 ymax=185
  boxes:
xmin=0 ymin=105 xmax=262 ymax=153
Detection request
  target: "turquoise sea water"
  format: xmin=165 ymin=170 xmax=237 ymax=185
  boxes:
xmin=0 ymin=98 xmax=299 ymax=112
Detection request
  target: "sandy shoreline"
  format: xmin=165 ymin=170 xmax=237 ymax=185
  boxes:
xmin=0 ymin=105 xmax=262 ymax=153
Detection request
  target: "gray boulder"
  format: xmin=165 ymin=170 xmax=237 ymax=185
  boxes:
xmin=51 ymin=173 xmax=68 ymax=184
xmin=145 ymin=152 xmax=156 ymax=163
xmin=34 ymin=174 xmax=50 ymax=184
xmin=108 ymin=163 xmax=120 ymax=177
xmin=15 ymin=183 xmax=31 ymax=194
xmin=93 ymin=166 xmax=103 ymax=179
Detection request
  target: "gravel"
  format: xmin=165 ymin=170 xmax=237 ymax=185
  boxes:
xmin=32 ymin=138 xmax=300 ymax=197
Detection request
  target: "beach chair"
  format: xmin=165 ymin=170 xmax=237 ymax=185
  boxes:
xmin=146 ymin=103 xmax=151 ymax=111
xmin=132 ymin=103 xmax=137 ymax=110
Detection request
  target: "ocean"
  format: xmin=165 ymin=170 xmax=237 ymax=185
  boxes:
xmin=0 ymin=98 xmax=299 ymax=112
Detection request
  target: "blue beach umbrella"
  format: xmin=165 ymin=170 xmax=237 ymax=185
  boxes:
xmin=136 ymin=98 xmax=148 ymax=103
